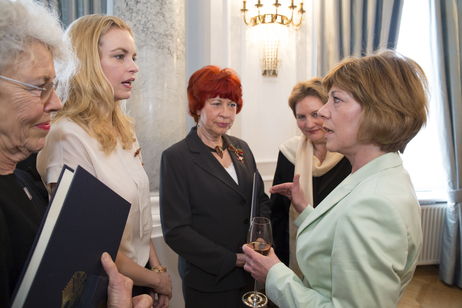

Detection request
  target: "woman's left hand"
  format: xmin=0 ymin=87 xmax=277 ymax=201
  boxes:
xmin=132 ymin=294 xmax=155 ymax=308
xmin=153 ymin=293 xmax=169 ymax=308
xmin=242 ymin=245 xmax=281 ymax=283
xmin=270 ymin=174 xmax=309 ymax=213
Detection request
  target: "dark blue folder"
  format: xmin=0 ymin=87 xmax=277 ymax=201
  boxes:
xmin=11 ymin=165 xmax=131 ymax=307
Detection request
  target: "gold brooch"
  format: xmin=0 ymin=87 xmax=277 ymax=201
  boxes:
xmin=228 ymin=144 xmax=244 ymax=164
xmin=134 ymin=147 xmax=144 ymax=166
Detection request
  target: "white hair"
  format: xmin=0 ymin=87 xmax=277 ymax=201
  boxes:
xmin=0 ymin=0 xmax=77 ymax=102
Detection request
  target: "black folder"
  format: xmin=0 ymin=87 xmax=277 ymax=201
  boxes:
xmin=11 ymin=165 xmax=131 ymax=307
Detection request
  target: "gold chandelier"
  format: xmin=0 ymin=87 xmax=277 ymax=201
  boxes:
xmin=241 ymin=0 xmax=305 ymax=76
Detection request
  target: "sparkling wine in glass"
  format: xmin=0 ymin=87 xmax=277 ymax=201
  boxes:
xmin=242 ymin=217 xmax=273 ymax=307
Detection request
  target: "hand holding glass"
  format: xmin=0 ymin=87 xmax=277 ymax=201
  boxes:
xmin=242 ymin=217 xmax=273 ymax=307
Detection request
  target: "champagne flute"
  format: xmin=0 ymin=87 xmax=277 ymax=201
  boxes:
xmin=242 ymin=217 xmax=273 ymax=307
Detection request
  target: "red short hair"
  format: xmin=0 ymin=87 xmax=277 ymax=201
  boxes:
xmin=187 ymin=65 xmax=243 ymax=123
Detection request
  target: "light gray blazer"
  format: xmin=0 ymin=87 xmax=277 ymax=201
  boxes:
xmin=266 ymin=152 xmax=422 ymax=308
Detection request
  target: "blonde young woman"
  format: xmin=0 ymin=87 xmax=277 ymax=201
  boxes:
xmin=37 ymin=15 xmax=172 ymax=307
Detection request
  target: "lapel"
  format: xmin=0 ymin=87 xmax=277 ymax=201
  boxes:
xmin=296 ymin=179 xmax=353 ymax=237
xmin=186 ymin=127 xmax=247 ymax=200
xmin=223 ymin=134 xmax=249 ymax=193
xmin=297 ymin=152 xmax=403 ymax=236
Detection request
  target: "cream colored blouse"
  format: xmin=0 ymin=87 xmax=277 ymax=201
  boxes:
xmin=37 ymin=118 xmax=152 ymax=266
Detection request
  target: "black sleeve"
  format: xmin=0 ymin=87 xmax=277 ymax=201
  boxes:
xmin=0 ymin=205 xmax=14 ymax=307
xmin=269 ymin=151 xmax=294 ymax=266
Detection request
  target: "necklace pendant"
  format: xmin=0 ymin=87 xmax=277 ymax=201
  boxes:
xmin=215 ymin=146 xmax=224 ymax=158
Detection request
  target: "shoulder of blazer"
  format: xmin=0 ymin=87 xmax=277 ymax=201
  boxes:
xmin=185 ymin=127 xmax=210 ymax=154
xmin=297 ymin=152 xmax=404 ymax=234
xmin=162 ymin=127 xmax=198 ymax=156
xmin=224 ymin=134 xmax=250 ymax=150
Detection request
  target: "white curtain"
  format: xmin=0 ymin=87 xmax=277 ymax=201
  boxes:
xmin=316 ymin=0 xmax=404 ymax=76
xmin=431 ymin=0 xmax=462 ymax=288
xmin=47 ymin=0 xmax=107 ymax=26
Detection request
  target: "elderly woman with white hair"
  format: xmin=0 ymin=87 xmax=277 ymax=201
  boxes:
xmin=0 ymin=1 xmax=153 ymax=307
xmin=0 ymin=2 xmax=70 ymax=304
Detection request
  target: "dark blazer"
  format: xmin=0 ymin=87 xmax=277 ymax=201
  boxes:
xmin=0 ymin=169 xmax=47 ymax=307
xmin=160 ymin=127 xmax=270 ymax=293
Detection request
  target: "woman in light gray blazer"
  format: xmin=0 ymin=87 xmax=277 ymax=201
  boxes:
xmin=243 ymin=50 xmax=428 ymax=308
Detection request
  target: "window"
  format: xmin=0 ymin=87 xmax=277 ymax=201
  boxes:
xmin=397 ymin=0 xmax=446 ymax=202
xmin=46 ymin=0 xmax=108 ymax=27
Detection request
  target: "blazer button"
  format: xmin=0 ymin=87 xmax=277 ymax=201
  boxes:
xmin=244 ymin=218 xmax=249 ymax=224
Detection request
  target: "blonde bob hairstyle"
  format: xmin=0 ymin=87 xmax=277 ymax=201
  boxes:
xmin=288 ymin=77 xmax=327 ymax=117
xmin=53 ymin=14 xmax=135 ymax=155
xmin=323 ymin=50 xmax=429 ymax=153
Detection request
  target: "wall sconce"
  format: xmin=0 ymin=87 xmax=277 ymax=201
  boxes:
xmin=241 ymin=0 xmax=305 ymax=76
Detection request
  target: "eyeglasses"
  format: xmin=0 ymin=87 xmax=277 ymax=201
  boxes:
xmin=0 ymin=75 xmax=57 ymax=101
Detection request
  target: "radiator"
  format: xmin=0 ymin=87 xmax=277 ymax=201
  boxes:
xmin=417 ymin=204 xmax=447 ymax=265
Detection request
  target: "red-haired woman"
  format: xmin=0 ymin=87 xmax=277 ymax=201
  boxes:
xmin=159 ymin=65 xmax=271 ymax=308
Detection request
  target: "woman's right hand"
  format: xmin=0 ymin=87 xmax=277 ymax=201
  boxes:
xmin=236 ymin=253 xmax=246 ymax=267
xmin=242 ymin=245 xmax=281 ymax=283
xmin=269 ymin=174 xmax=309 ymax=213
xmin=153 ymin=272 xmax=173 ymax=299
xmin=101 ymin=252 xmax=154 ymax=308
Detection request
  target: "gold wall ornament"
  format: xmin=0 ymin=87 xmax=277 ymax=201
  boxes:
xmin=62 ymin=271 xmax=87 ymax=308
xmin=241 ymin=0 xmax=305 ymax=76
